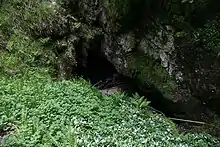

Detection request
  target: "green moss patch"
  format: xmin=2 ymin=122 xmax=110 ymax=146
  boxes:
xmin=127 ymin=52 xmax=177 ymax=100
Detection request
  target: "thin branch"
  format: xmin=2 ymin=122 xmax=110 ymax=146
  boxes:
xmin=148 ymin=106 xmax=220 ymax=131
xmin=148 ymin=106 xmax=166 ymax=116
xmin=168 ymin=117 xmax=206 ymax=125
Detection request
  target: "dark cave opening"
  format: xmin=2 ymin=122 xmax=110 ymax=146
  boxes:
xmin=76 ymin=51 xmax=116 ymax=84
xmin=74 ymin=38 xmax=177 ymax=118
xmin=75 ymin=37 xmax=118 ymax=86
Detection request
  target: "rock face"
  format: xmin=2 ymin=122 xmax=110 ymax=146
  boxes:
xmin=52 ymin=0 xmax=220 ymax=118
xmin=101 ymin=20 xmax=204 ymax=118
xmin=97 ymin=1 xmax=220 ymax=118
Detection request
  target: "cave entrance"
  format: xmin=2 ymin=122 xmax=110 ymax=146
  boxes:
xmin=75 ymin=37 xmax=118 ymax=87
xmin=74 ymin=37 xmax=174 ymax=116
xmin=75 ymin=38 xmax=137 ymax=95
xmin=80 ymin=50 xmax=117 ymax=85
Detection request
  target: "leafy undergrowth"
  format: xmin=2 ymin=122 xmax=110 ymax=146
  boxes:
xmin=0 ymin=69 xmax=219 ymax=147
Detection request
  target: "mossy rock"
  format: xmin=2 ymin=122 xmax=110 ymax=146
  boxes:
xmin=126 ymin=51 xmax=177 ymax=100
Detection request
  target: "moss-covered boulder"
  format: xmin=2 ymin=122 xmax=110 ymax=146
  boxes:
xmin=101 ymin=25 xmax=203 ymax=118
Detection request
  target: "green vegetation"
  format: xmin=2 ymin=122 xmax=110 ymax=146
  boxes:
xmin=0 ymin=0 xmax=58 ymax=72
xmin=0 ymin=0 xmax=78 ymax=79
xmin=0 ymin=69 xmax=219 ymax=146
xmin=104 ymin=0 xmax=151 ymax=33
xmin=0 ymin=0 xmax=57 ymax=37
xmin=104 ymin=0 xmax=133 ymax=20
xmin=0 ymin=32 xmax=55 ymax=76
xmin=127 ymin=52 xmax=177 ymax=99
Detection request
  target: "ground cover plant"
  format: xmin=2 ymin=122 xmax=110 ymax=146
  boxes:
xmin=0 ymin=69 xmax=219 ymax=147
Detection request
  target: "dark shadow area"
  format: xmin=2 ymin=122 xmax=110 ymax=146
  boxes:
xmin=77 ymin=50 xmax=117 ymax=84
xmin=75 ymin=37 xmax=118 ymax=85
